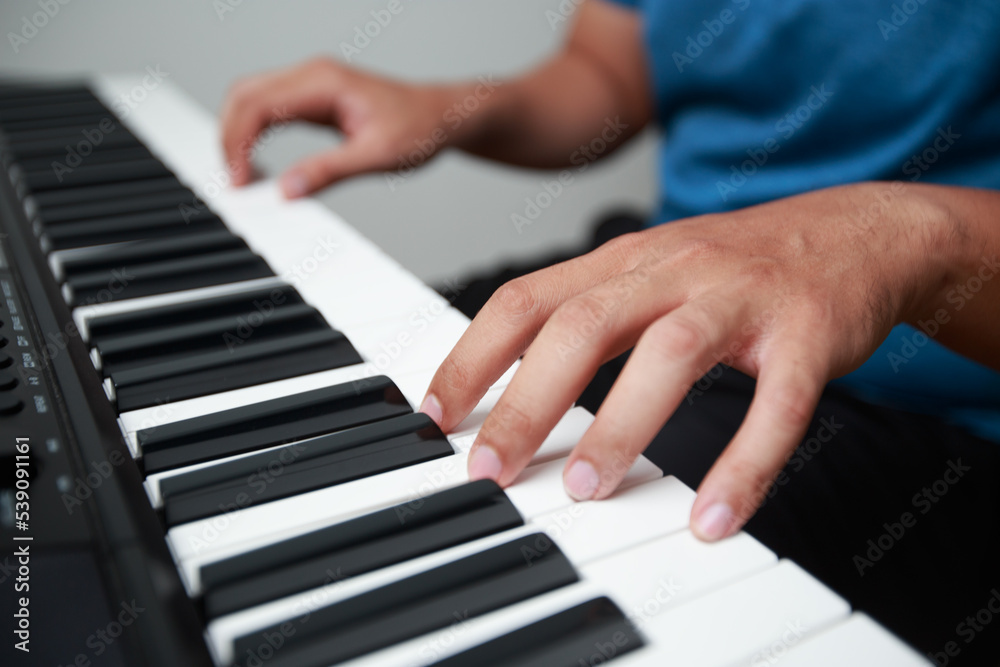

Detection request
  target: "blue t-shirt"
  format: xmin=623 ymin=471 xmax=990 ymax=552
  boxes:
xmin=610 ymin=0 xmax=1000 ymax=441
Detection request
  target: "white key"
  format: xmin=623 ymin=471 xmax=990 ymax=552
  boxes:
xmin=206 ymin=473 xmax=683 ymax=664
xmin=611 ymin=560 xmax=851 ymax=666
xmin=348 ymin=529 xmax=777 ymax=667
xmin=778 ymin=613 xmax=931 ymax=666
xmin=168 ymin=407 xmax=606 ymax=569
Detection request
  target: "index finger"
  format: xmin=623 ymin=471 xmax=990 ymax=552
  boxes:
xmin=420 ymin=236 xmax=641 ymax=432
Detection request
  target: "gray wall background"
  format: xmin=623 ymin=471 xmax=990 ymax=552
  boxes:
xmin=0 ymin=0 xmax=658 ymax=285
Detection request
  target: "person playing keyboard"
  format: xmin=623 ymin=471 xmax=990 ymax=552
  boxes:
xmin=220 ymin=1 xmax=1000 ymax=663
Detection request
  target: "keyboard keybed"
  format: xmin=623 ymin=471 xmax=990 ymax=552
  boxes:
xmin=0 ymin=78 xmax=930 ymax=666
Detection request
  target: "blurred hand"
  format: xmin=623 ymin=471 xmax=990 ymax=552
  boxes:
xmin=420 ymin=182 xmax=958 ymax=541
xmin=221 ymin=57 xmax=450 ymax=198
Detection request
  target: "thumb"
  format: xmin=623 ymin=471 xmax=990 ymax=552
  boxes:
xmin=279 ymin=140 xmax=385 ymax=198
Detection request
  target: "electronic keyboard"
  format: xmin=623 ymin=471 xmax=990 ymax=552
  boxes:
xmin=0 ymin=75 xmax=930 ymax=666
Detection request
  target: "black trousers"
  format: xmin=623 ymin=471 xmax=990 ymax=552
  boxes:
xmin=439 ymin=214 xmax=1000 ymax=665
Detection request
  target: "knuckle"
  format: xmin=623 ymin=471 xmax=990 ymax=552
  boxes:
xmin=489 ymin=278 xmax=538 ymax=321
xmin=598 ymin=232 xmax=643 ymax=267
xmin=673 ymin=236 xmax=725 ymax=263
xmin=644 ymin=317 xmax=707 ymax=363
xmin=549 ymin=293 xmax=612 ymax=341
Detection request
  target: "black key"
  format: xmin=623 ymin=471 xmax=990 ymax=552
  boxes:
xmin=43 ymin=207 xmax=224 ymax=250
xmin=93 ymin=296 xmax=332 ymax=375
xmin=36 ymin=186 xmax=196 ymax=224
xmin=87 ymin=285 xmax=306 ymax=340
xmin=162 ymin=413 xmax=455 ymax=527
xmin=0 ymin=87 xmax=94 ymax=109
xmin=110 ymin=327 xmax=362 ymax=412
xmin=199 ymin=479 xmax=521 ymax=618
xmin=0 ymin=119 xmax=134 ymax=145
xmin=232 ymin=534 xmax=580 ymax=667
xmin=2 ymin=129 xmax=140 ymax=160
xmin=430 ymin=597 xmax=645 ymax=667
xmin=64 ymin=246 xmax=273 ymax=306
xmin=15 ymin=145 xmax=154 ymax=172
xmin=58 ymin=229 xmax=243 ymax=278
xmin=22 ymin=157 xmax=171 ymax=191
xmin=29 ymin=175 xmax=185 ymax=209
xmin=95 ymin=300 xmax=316 ymax=368
xmin=0 ymin=113 xmax=115 ymax=133
xmin=136 ymin=375 xmax=409 ymax=472
xmin=0 ymin=99 xmax=108 ymax=122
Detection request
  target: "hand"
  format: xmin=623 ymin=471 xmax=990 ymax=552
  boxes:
xmin=421 ymin=182 xmax=957 ymax=541
xmin=221 ymin=57 xmax=450 ymax=198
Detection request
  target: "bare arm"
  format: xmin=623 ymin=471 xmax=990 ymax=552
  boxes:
xmin=439 ymin=0 xmax=652 ymax=168
xmin=220 ymin=0 xmax=651 ymax=196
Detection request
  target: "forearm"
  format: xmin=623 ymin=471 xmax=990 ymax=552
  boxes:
xmin=901 ymin=183 xmax=1000 ymax=370
xmin=430 ymin=0 xmax=651 ymax=168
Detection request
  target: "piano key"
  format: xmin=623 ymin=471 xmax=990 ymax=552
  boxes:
xmin=109 ymin=327 xmax=361 ymax=412
xmin=137 ymin=375 xmax=409 ymax=469
xmin=355 ymin=529 xmax=775 ymax=667
xmin=776 ymin=613 xmax=932 ymax=666
xmin=0 ymin=112 xmax=113 ymax=134
xmin=1 ymin=129 xmax=140 ymax=160
xmin=0 ymin=98 xmax=109 ymax=122
xmin=231 ymin=534 xmax=580 ymax=667
xmin=166 ymin=407 xmax=601 ymax=566
xmin=205 ymin=472 xmax=682 ymax=664
xmin=35 ymin=184 xmax=196 ymax=224
xmin=0 ymin=86 xmax=94 ymax=108
xmin=161 ymin=413 xmax=454 ymax=526
xmin=15 ymin=145 xmax=154 ymax=172
xmin=64 ymin=245 xmax=274 ymax=306
xmin=95 ymin=302 xmax=318 ymax=373
xmin=85 ymin=283 xmax=304 ymax=342
xmin=119 ymin=359 xmax=381 ymax=438
xmin=174 ymin=424 xmax=661 ymax=594
xmin=42 ymin=203 xmax=224 ymax=251
xmin=427 ymin=597 xmax=644 ymax=667
xmin=28 ymin=174 xmax=184 ymax=209
xmin=22 ymin=156 xmax=172 ymax=191
xmin=53 ymin=229 xmax=246 ymax=282
xmin=199 ymin=479 xmax=522 ymax=619
xmin=609 ymin=560 xmax=850 ymax=666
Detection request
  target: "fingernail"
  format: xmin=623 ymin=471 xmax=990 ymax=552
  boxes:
xmin=468 ymin=445 xmax=502 ymax=482
xmin=419 ymin=393 xmax=443 ymax=426
xmin=281 ymin=172 xmax=308 ymax=198
xmin=694 ymin=502 xmax=736 ymax=541
xmin=564 ymin=460 xmax=600 ymax=501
